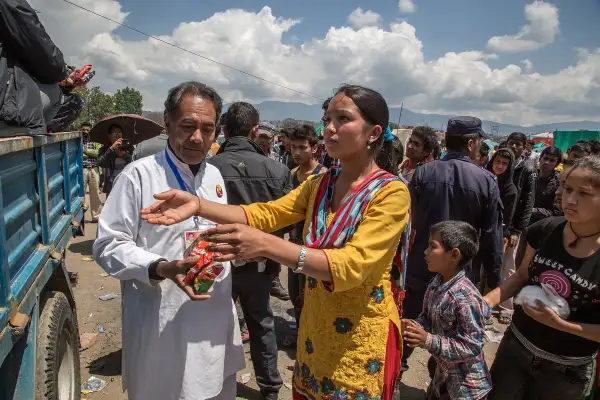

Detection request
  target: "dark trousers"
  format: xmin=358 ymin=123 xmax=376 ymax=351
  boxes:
xmin=232 ymin=265 xmax=283 ymax=395
xmin=488 ymin=329 xmax=595 ymax=400
xmin=287 ymin=271 xmax=305 ymax=327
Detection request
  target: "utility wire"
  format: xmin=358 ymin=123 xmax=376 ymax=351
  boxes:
xmin=61 ymin=0 xmax=322 ymax=100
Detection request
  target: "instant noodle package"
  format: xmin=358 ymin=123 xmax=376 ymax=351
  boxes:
xmin=182 ymin=239 xmax=224 ymax=294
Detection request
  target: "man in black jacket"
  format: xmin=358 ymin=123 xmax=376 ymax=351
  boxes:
xmin=0 ymin=0 xmax=71 ymax=135
xmin=208 ymin=102 xmax=290 ymax=400
xmin=506 ymin=132 xmax=536 ymax=245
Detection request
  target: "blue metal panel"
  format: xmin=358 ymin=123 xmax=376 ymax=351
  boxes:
xmin=35 ymin=147 xmax=50 ymax=245
xmin=61 ymin=141 xmax=72 ymax=217
xmin=12 ymin=302 xmax=37 ymax=400
xmin=0 ymin=131 xmax=83 ymax=388
xmin=0 ymin=172 xmax=9 ymax=328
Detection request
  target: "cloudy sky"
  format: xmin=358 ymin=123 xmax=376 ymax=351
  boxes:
xmin=32 ymin=0 xmax=600 ymax=125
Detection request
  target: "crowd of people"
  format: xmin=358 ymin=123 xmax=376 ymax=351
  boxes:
xmin=81 ymin=77 xmax=600 ymax=400
xmin=1 ymin=2 xmax=598 ymax=400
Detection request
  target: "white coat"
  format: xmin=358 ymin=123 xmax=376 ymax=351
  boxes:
xmin=93 ymin=147 xmax=244 ymax=400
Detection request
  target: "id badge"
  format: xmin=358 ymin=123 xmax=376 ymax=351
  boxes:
xmin=184 ymin=231 xmax=206 ymax=259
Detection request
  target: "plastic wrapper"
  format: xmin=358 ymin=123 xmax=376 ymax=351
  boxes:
xmin=182 ymin=240 xmax=223 ymax=294
xmin=514 ymin=283 xmax=570 ymax=319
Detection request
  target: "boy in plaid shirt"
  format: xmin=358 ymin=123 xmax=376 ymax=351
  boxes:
xmin=403 ymin=221 xmax=492 ymax=400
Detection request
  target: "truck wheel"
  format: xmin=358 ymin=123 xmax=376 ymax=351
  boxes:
xmin=36 ymin=291 xmax=80 ymax=400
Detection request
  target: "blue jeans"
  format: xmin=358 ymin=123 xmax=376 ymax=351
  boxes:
xmin=488 ymin=329 xmax=595 ymax=400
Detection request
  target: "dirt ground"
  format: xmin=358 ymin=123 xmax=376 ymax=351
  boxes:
xmin=70 ymin=200 xmax=504 ymax=400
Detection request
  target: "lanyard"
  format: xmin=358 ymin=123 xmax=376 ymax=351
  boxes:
xmin=164 ymin=149 xmax=200 ymax=228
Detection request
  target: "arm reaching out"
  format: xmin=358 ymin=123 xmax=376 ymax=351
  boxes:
xmin=141 ymin=189 xmax=248 ymax=226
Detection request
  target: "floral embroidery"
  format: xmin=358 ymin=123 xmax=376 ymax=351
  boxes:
xmin=370 ymin=285 xmax=384 ymax=304
xmin=307 ymin=277 xmax=318 ymax=289
xmin=295 ymin=362 xmax=301 ymax=377
xmin=365 ymin=359 xmax=383 ymax=375
xmin=320 ymin=377 xmax=336 ymax=395
xmin=309 ymin=375 xmax=319 ymax=394
xmin=371 ymin=396 xmax=381 ymax=400
xmin=305 ymin=338 xmax=314 ymax=354
xmin=301 ymin=363 xmax=310 ymax=378
xmin=352 ymin=388 xmax=371 ymax=400
xmin=331 ymin=388 xmax=350 ymax=400
xmin=333 ymin=317 xmax=353 ymax=334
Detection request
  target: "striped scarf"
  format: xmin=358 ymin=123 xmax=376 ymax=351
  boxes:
xmin=305 ymin=167 xmax=399 ymax=249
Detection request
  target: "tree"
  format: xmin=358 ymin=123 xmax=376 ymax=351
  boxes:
xmin=72 ymin=86 xmax=115 ymax=128
xmin=113 ymin=87 xmax=143 ymax=115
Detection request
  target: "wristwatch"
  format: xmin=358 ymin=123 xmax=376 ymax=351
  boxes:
xmin=148 ymin=258 xmax=167 ymax=281
xmin=294 ymin=246 xmax=307 ymax=274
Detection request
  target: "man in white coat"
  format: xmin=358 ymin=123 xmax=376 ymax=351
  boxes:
xmin=93 ymin=81 xmax=244 ymax=400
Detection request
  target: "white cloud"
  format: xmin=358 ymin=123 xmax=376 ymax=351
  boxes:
xmin=398 ymin=0 xmax=416 ymax=13
xmin=30 ymin=0 xmax=600 ymax=125
xmin=488 ymin=1 xmax=559 ymax=53
xmin=348 ymin=8 xmax=381 ymax=29
xmin=521 ymin=59 xmax=533 ymax=73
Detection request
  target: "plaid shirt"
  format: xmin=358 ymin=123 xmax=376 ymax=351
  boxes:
xmin=416 ymin=270 xmax=492 ymax=400
xmin=82 ymin=139 xmax=101 ymax=168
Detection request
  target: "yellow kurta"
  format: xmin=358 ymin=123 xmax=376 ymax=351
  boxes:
xmin=242 ymin=173 xmax=410 ymax=400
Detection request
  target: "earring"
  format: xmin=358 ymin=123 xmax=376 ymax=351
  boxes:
xmin=367 ymin=142 xmax=371 ymax=150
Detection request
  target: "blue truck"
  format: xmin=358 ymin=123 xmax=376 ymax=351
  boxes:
xmin=0 ymin=130 xmax=84 ymax=399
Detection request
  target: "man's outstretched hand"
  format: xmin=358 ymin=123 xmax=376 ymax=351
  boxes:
xmin=155 ymin=256 xmax=210 ymax=301
xmin=141 ymin=189 xmax=199 ymax=225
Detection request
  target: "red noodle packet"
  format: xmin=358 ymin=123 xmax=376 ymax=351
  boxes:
xmin=182 ymin=239 xmax=224 ymax=294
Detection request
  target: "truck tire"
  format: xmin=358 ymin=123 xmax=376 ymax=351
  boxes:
xmin=36 ymin=291 xmax=80 ymax=400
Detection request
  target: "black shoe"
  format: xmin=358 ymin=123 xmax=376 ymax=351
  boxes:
xmin=262 ymin=393 xmax=278 ymax=400
xmin=270 ymin=276 xmax=290 ymax=300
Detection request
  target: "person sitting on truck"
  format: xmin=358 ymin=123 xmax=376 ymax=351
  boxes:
xmin=97 ymin=124 xmax=133 ymax=195
xmin=0 ymin=0 xmax=80 ymax=136
xmin=93 ymin=81 xmax=244 ymax=400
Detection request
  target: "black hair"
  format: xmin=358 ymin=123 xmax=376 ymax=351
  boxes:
xmin=411 ymin=126 xmax=437 ymax=154
xmin=164 ymin=81 xmax=223 ymax=122
xmin=507 ymin=132 xmax=527 ymax=145
xmin=569 ymin=155 xmax=600 ymax=188
xmin=289 ymin=123 xmax=319 ymax=147
xmin=334 ymin=84 xmax=398 ymax=174
xmin=223 ymin=102 xmax=259 ymax=138
xmin=540 ymin=146 xmax=563 ymax=165
xmin=108 ymin=123 xmax=122 ymax=134
xmin=479 ymin=141 xmax=490 ymax=158
xmin=80 ymin=121 xmax=92 ymax=128
xmin=590 ymin=140 xmax=600 ymax=155
xmin=430 ymin=221 xmax=479 ymax=266
xmin=322 ymin=97 xmax=332 ymax=111
xmin=391 ymin=136 xmax=404 ymax=164
xmin=445 ymin=132 xmax=480 ymax=153
xmin=431 ymin=139 xmax=441 ymax=160
xmin=568 ymin=141 xmax=592 ymax=155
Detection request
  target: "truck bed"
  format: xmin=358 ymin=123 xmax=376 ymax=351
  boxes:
xmin=0 ymin=131 xmax=84 ymax=367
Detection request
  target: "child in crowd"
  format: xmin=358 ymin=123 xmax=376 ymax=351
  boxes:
xmin=403 ymin=221 xmax=491 ymax=400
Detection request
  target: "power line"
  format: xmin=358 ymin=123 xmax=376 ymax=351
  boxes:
xmin=61 ymin=0 xmax=322 ymax=100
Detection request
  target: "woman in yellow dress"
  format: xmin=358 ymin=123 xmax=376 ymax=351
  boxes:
xmin=142 ymin=84 xmax=410 ymax=400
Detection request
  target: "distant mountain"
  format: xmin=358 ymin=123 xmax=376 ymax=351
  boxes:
xmin=252 ymin=101 xmax=600 ymax=135
xmin=145 ymin=101 xmax=600 ymax=135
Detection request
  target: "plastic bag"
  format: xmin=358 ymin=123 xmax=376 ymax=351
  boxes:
xmin=182 ymin=240 xmax=223 ymax=294
xmin=514 ymin=284 xmax=570 ymax=319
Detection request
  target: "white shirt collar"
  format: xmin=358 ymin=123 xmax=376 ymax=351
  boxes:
xmin=165 ymin=145 xmax=206 ymax=183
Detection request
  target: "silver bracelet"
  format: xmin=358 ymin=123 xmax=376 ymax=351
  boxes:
xmin=295 ymin=245 xmax=307 ymax=274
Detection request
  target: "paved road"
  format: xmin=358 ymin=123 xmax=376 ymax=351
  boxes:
xmin=69 ymin=203 xmax=502 ymax=399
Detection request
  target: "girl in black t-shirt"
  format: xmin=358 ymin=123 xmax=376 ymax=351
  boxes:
xmin=485 ymin=157 xmax=600 ymax=400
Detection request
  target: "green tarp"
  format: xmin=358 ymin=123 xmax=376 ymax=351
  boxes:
xmin=553 ymin=130 xmax=600 ymax=153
